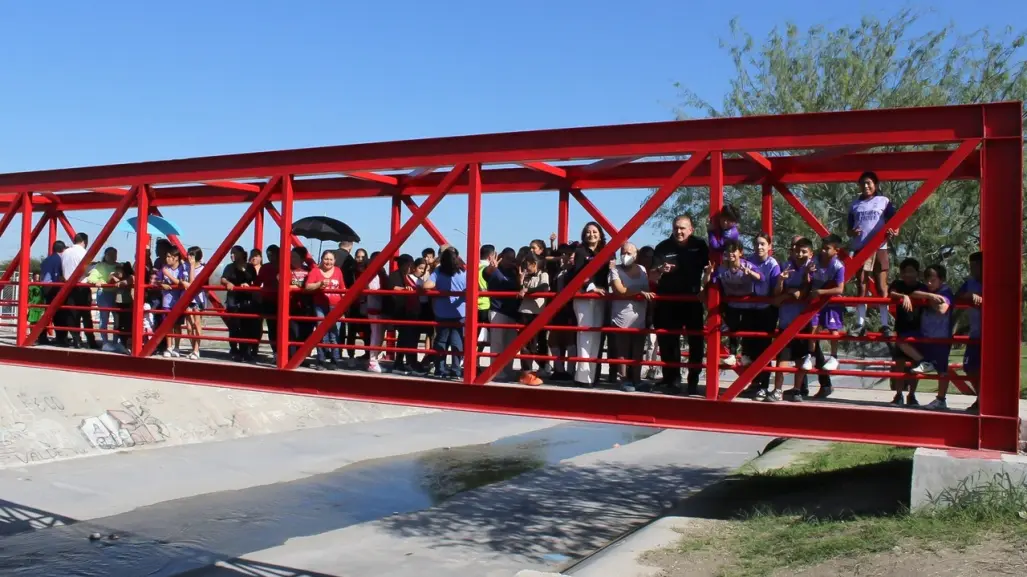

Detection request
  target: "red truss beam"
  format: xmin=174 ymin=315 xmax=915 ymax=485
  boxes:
xmin=0 ymin=210 xmax=50 ymax=285
xmin=569 ymin=189 xmax=620 ymax=236
xmin=721 ymin=139 xmax=982 ymax=402
xmin=25 ymin=188 xmax=140 ymax=345
xmin=476 ymin=151 xmax=711 ymax=385
xmin=0 ymin=346 xmax=991 ymax=450
xmin=401 ymin=196 xmax=449 ymax=247
xmin=285 ymin=164 xmax=468 ymax=370
xmin=0 ymin=150 xmax=981 ymax=212
xmin=140 ymin=178 xmax=281 ymax=357
xmin=3 ymin=103 xmax=994 ymax=193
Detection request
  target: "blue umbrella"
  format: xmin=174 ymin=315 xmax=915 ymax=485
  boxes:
xmin=120 ymin=215 xmax=184 ymax=237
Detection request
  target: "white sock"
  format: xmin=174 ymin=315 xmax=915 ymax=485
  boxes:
xmin=855 ymin=304 xmax=867 ymax=326
xmin=878 ymin=305 xmax=891 ymax=327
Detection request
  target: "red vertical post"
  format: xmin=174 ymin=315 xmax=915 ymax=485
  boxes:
xmin=133 ymin=187 xmax=150 ymax=356
xmin=47 ymin=211 xmax=57 ymax=250
xmin=391 ymin=195 xmax=402 ymax=270
xmin=706 ymin=151 xmax=724 ymax=400
xmin=253 ymin=207 xmax=264 ymax=252
xmin=558 ymin=188 xmax=569 ymax=245
xmin=277 ymin=177 xmax=294 ymax=369
xmin=761 ymin=183 xmax=773 ymax=236
xmin=15 ymin=193 xmax=32 ymax=346
xmin=978 ymin=104 xmax=1023 ymax=451
xmin=464 ymin=163 xmax=482 ymax=383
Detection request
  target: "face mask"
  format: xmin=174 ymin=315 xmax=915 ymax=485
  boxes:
xmin=621 ymin=254 xmax=635 ymax=267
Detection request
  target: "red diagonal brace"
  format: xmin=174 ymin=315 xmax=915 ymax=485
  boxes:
xmin=264 ymin=201 xmax=307 ymax=250
xmin=401 ymin=196 xmax=449 ymax=247
xmin=475 ymin=151 xmax=711 ymax=385
xmin=1 ymin=209 xmax=50 ymax=284
xmin=25 ymin=187 xmax=140 ymax=345
xmin=744 ymin=151 xmax=835 ymax=239
xmin=568 ymin=188 xmax=620 ymax=236
xmin=772 ymin=183 xmax=833 ymax=239
xmin=0 ymin=191 xmax=26 ymax=240
xmin=56 ymin=212 xmax=76 ymax=239
xmin=285 ymin=164 xmax=468 ymax=370
xmin=140 ymin=178 xmax=281 ymax=357
xmin=721 ymin=139 xmax=981 ymax=401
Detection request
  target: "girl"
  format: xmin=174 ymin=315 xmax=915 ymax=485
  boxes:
xmin=158 ymin=248 xmax=189 ymax=357
xmin=516 ymin=253 xmax=550 ymax=386
xmin=422 ymin=248 xmax=467 ymax=379
xmin=848 ymin=171 xmax=897 ymax=337
xmin=390 ymin=255 xmax=421 ymax=375
xmin=745 ymin=233 xmax=781 ymax=398
xmin=571 ymin=222 xmax=608 ymax=387
xmin=305 ymin=249 xmax=345 ymax=370
xmin=886 ymin=258 xmax=927 ymax=406
xmin=357 ymin=253 xmax=384 ymax=373
xmin=185 ymin=246 xmax=205 ymax=360
xmin=547 ymin=245 xmax=577 ymax=381
xmin=708 ymin=204 xmax=741 ymax=262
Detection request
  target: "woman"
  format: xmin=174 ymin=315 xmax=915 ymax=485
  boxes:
xmin=341 ymin=248 xmax=368 ymax=368
xmin=516 ymin=253 xmax=550 ymax=385
xmin=305 ymin=249 xmax=345 ymax=370
xmin=571 ymin=222 xmax=608 ymax=387
xmin=422 ymin=248 xmax=467 ymax=379
xmin=607 ymin=242 xmax=653 ymax=392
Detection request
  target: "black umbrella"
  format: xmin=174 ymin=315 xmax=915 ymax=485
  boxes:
xmin=291 ymin=216 xmax=361 ymax=243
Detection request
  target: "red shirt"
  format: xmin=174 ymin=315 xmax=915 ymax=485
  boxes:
xmin=257 ymin=264 xmax=279 ymax=297
xmin=307 ymin=266 xmax=344 ymax=308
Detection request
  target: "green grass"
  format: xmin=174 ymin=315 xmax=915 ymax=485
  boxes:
xmin=674 ymin=443 xmax=1027 ymax=577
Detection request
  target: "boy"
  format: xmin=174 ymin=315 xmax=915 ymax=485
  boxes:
xmin=897 ymin=264 xmax=954 ymax=410
xmin=801 ymin=235 xmax=845 ymax=375
xmin=711 ymin=238 xmax=761 ymax=368
xmin=886 ymin=258 xmax=928 ymax=406
xmin=707 ymin=204 xmax=740 ymax=262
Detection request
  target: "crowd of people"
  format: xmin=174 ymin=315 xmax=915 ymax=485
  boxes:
xmin=26 ymin=171 xmax=982 ymax=411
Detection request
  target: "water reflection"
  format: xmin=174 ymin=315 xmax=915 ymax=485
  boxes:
xmin=0 ymin=422 xmax=659 ymax=577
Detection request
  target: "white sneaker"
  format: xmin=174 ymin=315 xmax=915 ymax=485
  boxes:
xmin=367 ymin=361 xmax=382 ymax=373
xmin=924 ymin=397 xmax=947 ymax=410
xmin=822 ymin=356 xmax=840 ymax=371
xmin=722 ymin=355 xmax=737 ymax=367
xmin=162 ymin=350 xmax=172 ymax=358
xmin=911 ymin=361 xmax=937 ymax=374
xmin=801 ymin=355 xmax=815 ymax=371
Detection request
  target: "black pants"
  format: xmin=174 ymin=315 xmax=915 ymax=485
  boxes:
xmin=67 ymin=287 xmax=97 ymax=348
xmin=395 ymin=311 xmax=421 ymax=368
xmin=724 ymin=306 xmax=744 ymax=356
xmin=655 ymin=301 xmax=705 ymax=385
xmin=788 ymin=327 xmax=832 ymax=393
xmin=744 ymin=306 xmax=779 ymax=389
xmin=116 ymin=302 xmax=133 ymax=349
xmin=44 ymin=287 xmax=67 ymax=345
xmin=262 ymin=300 xmax=278 ymax=354
xmin=610 ymin=331 xmax=645 ymax=383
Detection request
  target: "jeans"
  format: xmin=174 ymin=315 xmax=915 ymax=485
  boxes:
xmin=314 ymin=304 xmax=341 ymax=363
xmin=433 ymin=318 xmax=464 ymax=373
xmin=96 ymin=290 xmax=117 ymax=344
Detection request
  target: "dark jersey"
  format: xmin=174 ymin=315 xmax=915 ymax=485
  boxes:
xmin=652 ymin=236 xmax=710 ymax=295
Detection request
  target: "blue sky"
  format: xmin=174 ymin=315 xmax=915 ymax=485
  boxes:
xmin=0 ymin=0 xmax=1020 ymax=265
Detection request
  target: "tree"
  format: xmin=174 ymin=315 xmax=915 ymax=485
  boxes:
xmin=0 ymin=256 xmax=44 ymax=275
xmin=658 ymin=10 xmax=1027 ymax=286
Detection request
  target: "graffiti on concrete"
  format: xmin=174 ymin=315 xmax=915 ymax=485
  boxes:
xmin=79 ymin=400 xmax=170 ymax=450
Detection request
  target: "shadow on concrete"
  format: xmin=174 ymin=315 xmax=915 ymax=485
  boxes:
xmin=673 ymin=458 xmax=913 ymax=522
xmin=378 ymin=462 xmax=728 ymax=563
xmin=0 ymin=499 xmax=77 ymax=537
xmin=0 ymin=423 xmax=678 ymax=575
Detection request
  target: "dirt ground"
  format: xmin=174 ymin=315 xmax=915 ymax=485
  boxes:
xmin=644 ymin=518 xmax=1027 ymax=577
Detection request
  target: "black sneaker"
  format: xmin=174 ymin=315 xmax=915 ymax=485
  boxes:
xmin=891 ymin=393 xmax=905 ymax=406
xmin=813 ymin=386 xmax=833 ymax=399
xmin=906 ymin=393 xmax=920 ymax=407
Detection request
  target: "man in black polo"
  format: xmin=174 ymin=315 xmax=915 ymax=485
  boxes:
xmin=653 ymin=214 xmax=708 ymax=395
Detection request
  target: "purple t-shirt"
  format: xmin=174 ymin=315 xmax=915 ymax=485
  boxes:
xmin=158 ymin=262 xmax=188 ymax=310
xmin=778 ymin=258 xmax=810 ymax=327
xmin=810 ymin=256 xmax=845 ymax=312
xmin=920 ymin=285 xmax=954 ymax=339
xmin=748 ymin=255 xmax=781 ymax=310
xmin=708 ymin=225 xmax=739 ymax=252
xmin=958 ymin=278 xmax=982 ymax=338
xmin=714 ymin=260 xmax=757 ymax=309
xmin=848 ymin=195 xmax=896 ymax=251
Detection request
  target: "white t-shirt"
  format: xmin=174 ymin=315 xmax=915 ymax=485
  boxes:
xmin=60 ymin=244 xmax=87 ymax=283
xmin=608 ymin=265 xmax=649 ymax=329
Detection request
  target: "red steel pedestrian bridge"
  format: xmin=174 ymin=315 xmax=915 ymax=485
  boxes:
xmin=0 ymin=102 xmax=1021 ymax=452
